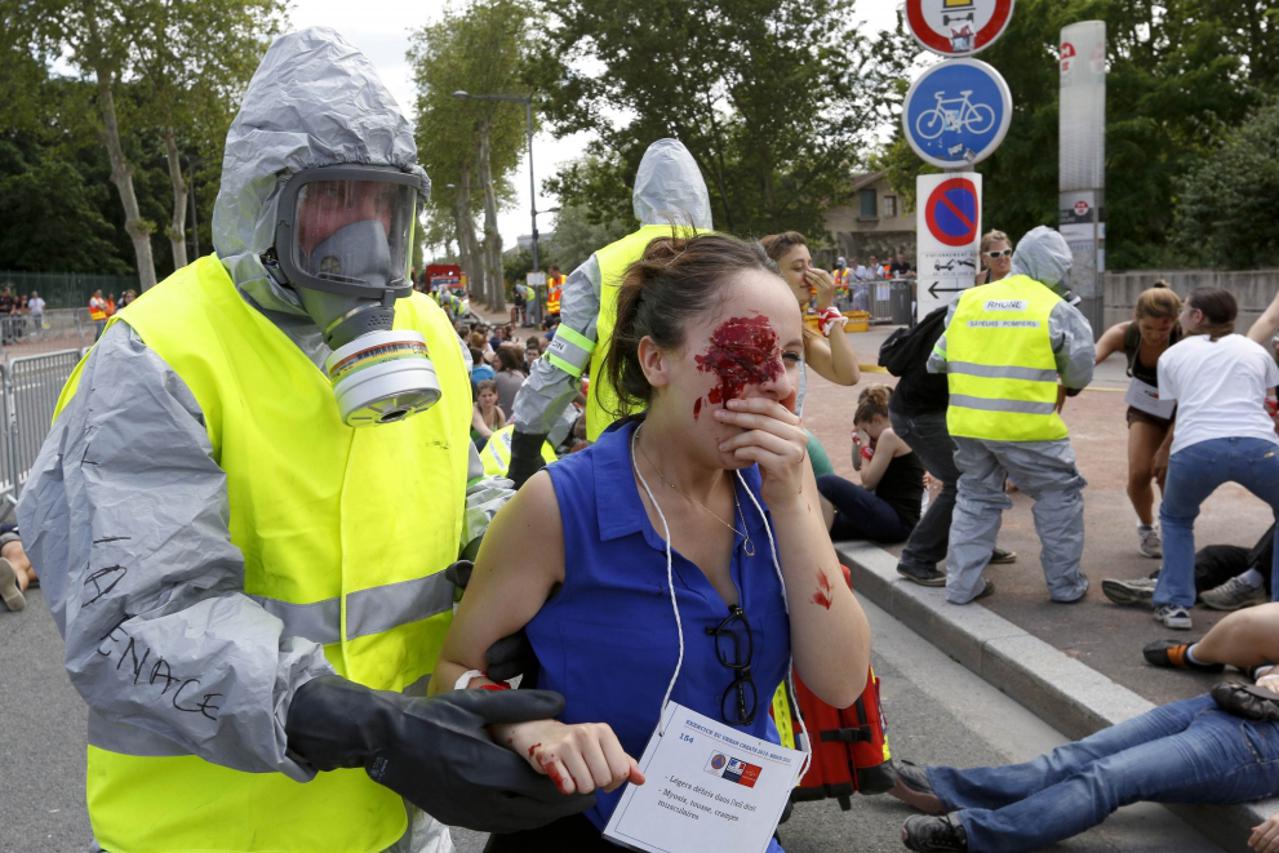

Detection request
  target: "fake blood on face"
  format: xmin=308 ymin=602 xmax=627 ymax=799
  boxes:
xmin=693 ymin=315 xmax=783 ymax=418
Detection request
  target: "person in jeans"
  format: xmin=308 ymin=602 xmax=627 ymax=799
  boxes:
xmin=888 ymin=308 xmax=1015 ymax=587
xmin=1140 ymin=288 xmax=1279 ymax=630
xmin=817 ymin=385 xmax=923 ymax=544
xmin=898 ymin=602 xmax=1279 ymax=853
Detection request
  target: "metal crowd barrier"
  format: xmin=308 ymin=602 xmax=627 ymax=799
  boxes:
xmin=0 ymin=349 xmax=82 ymax=510
xmin=845 ymin=278 xmax=915 ymax=325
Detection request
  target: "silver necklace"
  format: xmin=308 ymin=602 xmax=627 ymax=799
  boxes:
xmin=634 ymin=425 xmax=756 ymax=557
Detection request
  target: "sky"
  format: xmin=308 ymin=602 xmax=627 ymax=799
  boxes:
xmin=286 ymin=0 xmax=905 ymax=249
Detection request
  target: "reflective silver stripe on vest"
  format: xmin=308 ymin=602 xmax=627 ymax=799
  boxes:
xmin=947 ymin=361 xmax=1058 ymax=383
xmin=88 ymin=709 xmax=188 ymax=757
xmin=949 ymin=394 xmax=1058 ymax=415
xmin=252 ymin=572 xmax=454 ymax=646
xmin=252 ymin=595 xmax=341 ymax=645
xmin=347 ymin=573 xmax=455 ymax=640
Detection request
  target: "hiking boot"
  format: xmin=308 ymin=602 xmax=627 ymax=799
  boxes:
xmin=1143 ymin=639 xmax=1222 ymax=672
xmin=1212 ymin=682 xmax=1279 ymax=722
xmin=898 ymin=564 xmax=947 ymax=587
xmin=1137 ymin=525 xmax=1162 ymax=559
xmin=1102 ymin=576 xmax=1158 ymax=607
xmin=988 ymin=547 xmax=1016 ymax=565
xmin=1200 ymin=576 xmax=1269 ymax=611
xmin=902 ymin=814 xmax=968 ymax=852
xmin=1153 ymin=604 xmax=1193 ymax=630
xmin=0 ymin=557 xmax=25 ymax=613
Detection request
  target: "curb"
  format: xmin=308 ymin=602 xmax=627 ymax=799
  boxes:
xmin=836 ymin=540 xmax=1276 ymax=850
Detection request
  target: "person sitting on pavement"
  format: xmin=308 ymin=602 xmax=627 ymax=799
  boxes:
xmin=0 ymin=525 xmax=38 ymax=613
xmin=817 ymin=385 xmax=924 ymax=544
xmin=472 ymin=378 xmax=507 ymax=447
xmin=1143 ymin=598 xmax=1279 ymax=676
xmin=433 ymin=233 xmax=871 ymax=850
xmin=1103 ymin=521 xmax=1275 ymax=612
xmin=1108 ymin=288 xmax=1279 ymax=631
xmin=926 ymin=226 xmax=1095 ymax=605
xmin=1093 ymin=284 xmax=1183 ymax=559
xmin=892 ymin=657 xmax=1279 ymax=853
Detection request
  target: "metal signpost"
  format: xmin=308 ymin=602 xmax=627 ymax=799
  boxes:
xmin=915 ymin=173 xmax=983 ymax=319
xmin=1059 ymin=21 xmax=1107 ymax=337
xmin=905 ymin=0 xmax=1015 ymax=57
xmin=904 ymin=1 xmax=1015 ymax=320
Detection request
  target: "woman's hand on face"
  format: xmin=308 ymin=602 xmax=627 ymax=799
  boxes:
xmin=494 ymin=718 xmax=645 ymax=796
xmin=714 ymin=397 xmax=808 ymax=506
xmin=804 ymin=268 xmax=836 ymax=311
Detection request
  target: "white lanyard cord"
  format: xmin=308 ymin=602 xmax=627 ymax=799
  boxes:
xmin=631 ymin=426 xmax=813 ymax=774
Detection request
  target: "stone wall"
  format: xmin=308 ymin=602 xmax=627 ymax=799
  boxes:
xmin=1102 ymin=269 xmax=1279 ymax=330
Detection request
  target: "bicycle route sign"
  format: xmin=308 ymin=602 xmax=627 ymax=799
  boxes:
xmin=905 ymin=0 xmax=1015 ymax=58
xmin=903 ymin=58 xmax=1013 ymax=169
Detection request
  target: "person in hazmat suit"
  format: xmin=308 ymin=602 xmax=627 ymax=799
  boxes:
xmin=16 ymin=28 xmax=590 ymax=853
xmin=505 ymin=138 xmax=712 ymax=486
xmin=927 ymin=226 xmax=1095 ymax=605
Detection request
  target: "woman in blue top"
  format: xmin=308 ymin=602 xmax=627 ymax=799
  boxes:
xmin=433 ymin=234 xmax=871 ymax=849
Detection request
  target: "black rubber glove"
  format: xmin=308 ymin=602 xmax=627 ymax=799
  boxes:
xmin=507 ymin=430 xmax=549 ymax=488
xmin=286 ymin=675 xmax=593 ymax=832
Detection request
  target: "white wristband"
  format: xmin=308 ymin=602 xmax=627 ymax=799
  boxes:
xmin=453 ymin=668 xmax=486 ymax=691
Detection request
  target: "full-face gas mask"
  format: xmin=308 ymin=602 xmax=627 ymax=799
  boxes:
xmin=274 ymin=165 xmax=439 ymax=426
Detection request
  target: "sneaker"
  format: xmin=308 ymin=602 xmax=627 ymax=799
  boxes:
xmin=988 ymin=547 xmax=1017 ymax=565
xmin=1153 ymin=604 xmax=1193 ymax=630
xmin=1102 ymin=576 xmax=1158 ymax=607
xmin=890 ymin=761 xmax=945 ymax=815
xmin=1143 ymin=639 xmax=1223 ymax=672
xmin=1200 ymin=575 xmax=1269 ymax=611
xmin=902 ymin=814 xmax=968 ymax=853
xmin=1138 ymin=525 xmax=1162 ymax=558
xmin=0 ymin=557 xmax=25 ymax=612
xmin=973 ymin=579 xmax=995 ymax=601
xmin=898 ymin=564 xmax=947 ymax=587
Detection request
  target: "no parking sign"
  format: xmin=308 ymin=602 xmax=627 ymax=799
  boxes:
xmin=916 ymin=172 xmax=983 ymax=318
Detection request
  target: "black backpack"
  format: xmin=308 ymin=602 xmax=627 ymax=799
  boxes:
xmin=877 ymin=305 xmax=950 ymax=413
xmin=878 ymin=305 xmax=947 ymax=377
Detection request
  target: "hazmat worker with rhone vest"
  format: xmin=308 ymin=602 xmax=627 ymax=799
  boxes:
xmin=927 ymin=226 xmax=1095 ymax=605
xmin=16 ymin=28 xmax=591 ymax=853
xmin=505 ymin=138 xmax=712 ymax=486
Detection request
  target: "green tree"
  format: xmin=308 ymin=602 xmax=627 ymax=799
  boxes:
xmin=410 ymin=0 xmax=539 ymax=310
xmin=542 ymin=197 xmax=630 ymax=271
xmin=537 ymin=0 xmax=911 ymax=238
xmin=1171 ymin=98 xmax=1279 ymax=268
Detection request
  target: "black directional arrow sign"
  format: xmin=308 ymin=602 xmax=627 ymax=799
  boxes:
xmin=927 ymin=281 xmax=971 ymax=299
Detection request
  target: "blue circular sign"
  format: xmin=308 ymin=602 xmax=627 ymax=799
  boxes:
xmin=903 ymin=59 xmax=1012 ymax=168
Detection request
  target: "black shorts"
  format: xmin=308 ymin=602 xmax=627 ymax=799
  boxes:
xmin=1126 ymin=406 xmax=1172 ymax=429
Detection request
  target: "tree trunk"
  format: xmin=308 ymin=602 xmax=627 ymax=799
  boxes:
xmin=476 ymin=123 xmax=505 ymax=311
xmin=455 ymin=171 xmax=485 ymax=301
xmin=95 ymin=65 xmax=157 ymax=290
xmin=162 ymin=126 xmax=189 ymax=271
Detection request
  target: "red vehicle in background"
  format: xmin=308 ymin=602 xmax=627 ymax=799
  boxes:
xmin=425 ymin=264 xmax=466 ymax=295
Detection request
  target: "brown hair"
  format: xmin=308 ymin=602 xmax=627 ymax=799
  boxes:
xmin=603 ymin=233 xmax=775 ymax=418
xmin=1133 ymin=286 xmax=1181 ymax=322
xmin=496 ymin=344 xmax=524 ymax=373
xmin=475 ymin=379 xmax=498 ymax=396
xmin=854 ymin=384 xmax=892 ymax=425
xmin=1186 ymin=287 xmax=1237 ymax=341
xmin=759 ymin=231 xmax=808 ymax=263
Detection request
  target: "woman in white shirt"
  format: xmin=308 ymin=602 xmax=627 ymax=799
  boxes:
xmin=1147 ymin=288 xmax=1279 ymax=631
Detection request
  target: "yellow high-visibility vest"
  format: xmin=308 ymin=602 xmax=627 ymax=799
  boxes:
xmin=934 ymin=274 xmax=1069 ymax=442
xmin=545 ymin=273 xmax=565 ymax=314
xmin=584 ymin=223 xmax=701 ymax=440
xmin=480 ymin=423 xmax=557 ymax=477
xmin=57 ymin=255 xmax=472 ymax=853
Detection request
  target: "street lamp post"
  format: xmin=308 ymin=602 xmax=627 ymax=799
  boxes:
xmin=452 ymin=90 xmax=540 ymax=272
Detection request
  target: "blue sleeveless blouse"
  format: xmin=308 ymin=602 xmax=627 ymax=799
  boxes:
xmin=527 ymin=418 xmax=792 ymax=840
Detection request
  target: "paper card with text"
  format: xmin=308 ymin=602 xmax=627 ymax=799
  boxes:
xmin=603 ymin=702 xmax=805 ymax=853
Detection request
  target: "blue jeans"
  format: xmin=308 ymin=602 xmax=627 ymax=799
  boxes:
xmin=1153 ymin=437 xmax=1279 ymax=608
xmin=816 ymin=474 xmax=913 ymax=543
xmin=927 ymin=695 xmax=1279 ymax=852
